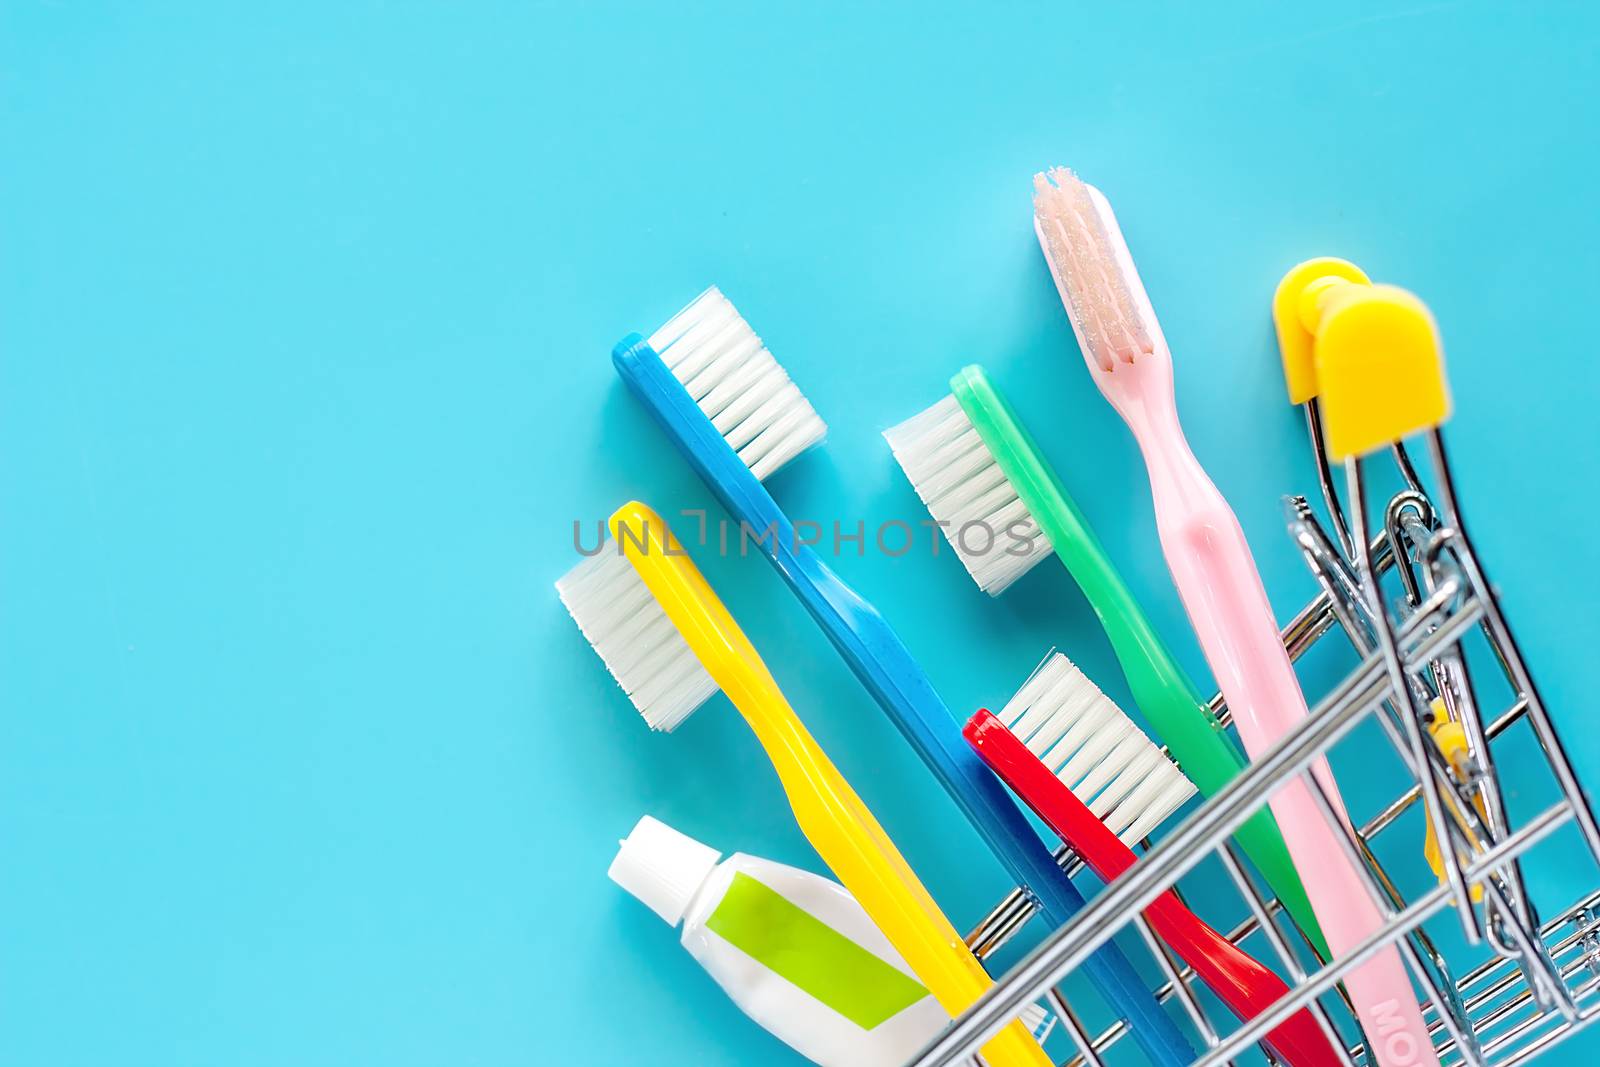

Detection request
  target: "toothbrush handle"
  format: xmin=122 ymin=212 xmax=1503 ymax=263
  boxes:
xmin=956 ymin=367 xmax=1327 ymax=953
xmin=1047 ymin=502 xmax=1329 ymax=955
xmin=967 ymin=712 xmax=1342 ymax=1067
xmin=1134 ymin=419 xmax=1437 ymax=1067
xmin=742 ymin=695 xmax=1049 ymax=1066
xmin=614 ymin=336 xmax=1197 ymax=1067
xmin=773 ymin=543 xmax=1205 ymax=1060
xmin=620 ymin=502 xmax=1043 ymax=1066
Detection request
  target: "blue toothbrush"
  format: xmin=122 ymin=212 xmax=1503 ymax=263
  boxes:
xmin=612 ymin=286 xmax=1195 ymax=1066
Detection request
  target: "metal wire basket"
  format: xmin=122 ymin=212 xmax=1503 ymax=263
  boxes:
xmin=925 ymin=402 xmax=1600 ymax=1067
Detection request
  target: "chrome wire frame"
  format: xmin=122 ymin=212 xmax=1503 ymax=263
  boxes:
xmin=944 ymin=430 xmax=1600 ymax=1067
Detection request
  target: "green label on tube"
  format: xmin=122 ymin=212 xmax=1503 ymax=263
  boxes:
xmin=704 ymin=872 xmax=929 ymax=1030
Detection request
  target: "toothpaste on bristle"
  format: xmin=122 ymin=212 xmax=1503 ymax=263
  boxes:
xmin=1032 ymin=168 xmax=1154 ymax=371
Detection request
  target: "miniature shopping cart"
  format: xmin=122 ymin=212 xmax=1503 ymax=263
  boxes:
xmin=924 ymin=266 xmax=1600 ymax=1067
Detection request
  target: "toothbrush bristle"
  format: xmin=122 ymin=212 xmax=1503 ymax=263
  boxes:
xmin=997 ymin=653 xmax=1196 ymax=845
xmin=1019 ymin=1003 xmax=1056 ymax=1044
xmin=647 ymin=287 xmax=827 ymax=482
xmin=1032 ymin=168 xmax=1154 ymax=373
xmin=883 ymin=395 xmax=1053 ymax=595
xmin=556 ymin=545 xmax=718 ymax=732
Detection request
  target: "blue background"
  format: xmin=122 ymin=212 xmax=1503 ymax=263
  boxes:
xmin=4 ymin=2 xmax=1598 ymax=1065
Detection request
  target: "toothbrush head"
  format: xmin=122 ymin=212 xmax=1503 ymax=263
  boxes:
xmin=558 ymin=501 xmax=765 ymax=732
xmin=995 ymin=653 xmax=1196 ymax=845
xmin=645 ymin=287 xmax=827 ymax=482
xmin=557 ymin=539 xmax=716 ymax=732
xmin=1032 ymin=167 xmax=1159 ymax=374
xmin=883 ymin=369 xmax=1055 ymax=595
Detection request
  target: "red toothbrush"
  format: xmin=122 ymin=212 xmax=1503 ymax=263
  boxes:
xmin=965 ymin=654 xmax=1342 ymax=1067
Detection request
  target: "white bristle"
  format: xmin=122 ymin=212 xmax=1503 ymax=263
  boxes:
xmin=997 ymin=653 xmax=1196 ymax=846
xmin=555 ymin=545 xmax=718 ymax=732
xmin=1019 ymin=1002 xmax=1056 ymax=1044
xmin=958 ymin=1005 xmax=1055 ymax=1066
xmin=647 ymin=287 xmax=827 ymax=482
xmin=1032 ymin=167 xmax=1154 ymax=373
xmin=883 ymin=395 xmax=1055 ymax=595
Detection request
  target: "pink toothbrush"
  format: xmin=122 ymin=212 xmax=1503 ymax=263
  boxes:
xmin=1032 ymin=168 xmax=1437 ymax=1067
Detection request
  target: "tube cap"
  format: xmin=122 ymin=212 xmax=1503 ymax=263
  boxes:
xmin=608 ymin=815 xmax=722 ymax=926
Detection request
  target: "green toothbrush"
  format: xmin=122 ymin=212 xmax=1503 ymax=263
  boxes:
xmin=884 ymin=364 xmax=1328 ymax=958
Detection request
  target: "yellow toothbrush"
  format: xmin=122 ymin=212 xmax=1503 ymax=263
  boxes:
xmin=557 ymin=501 xmax=1050 ymax=1067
